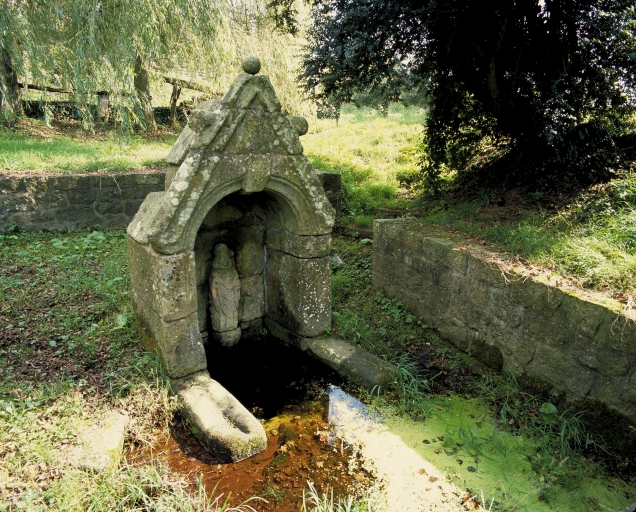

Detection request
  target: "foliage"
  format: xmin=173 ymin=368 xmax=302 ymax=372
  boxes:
xmin=298 ymin=0 xmax=636 ymax=190
xmin=0 ymin=0 xmax=221 ymax=124
xmin=0 ymin=0 xmax=313 ymax=125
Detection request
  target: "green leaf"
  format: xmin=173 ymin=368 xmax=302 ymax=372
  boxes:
xmin=540 ymin=402 xmax=557 ymax=415
xmin=113 ymin=313 xmax=129 ymax=330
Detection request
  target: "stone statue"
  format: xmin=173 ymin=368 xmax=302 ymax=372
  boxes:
xmin=209 ymin=243 xmax=241 ymax=346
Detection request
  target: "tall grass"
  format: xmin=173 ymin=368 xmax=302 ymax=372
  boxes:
xmin=302 ymin=482 xmax=383 ymax=512
xmin=303 ymin=104 xmax=426 ymax=216
xmin=0 ymin=131 xmax=173 ymax=173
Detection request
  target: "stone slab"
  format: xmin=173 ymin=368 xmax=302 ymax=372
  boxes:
xmin=265 ymin=249 xmax=331 ymax=337
xmin=65 ymin=410 xmax=128 ymax=472
xmin=304 ymin=338 xmax=394 ymax=391
xmin=172 ymin=371 xmax=267 ymax=462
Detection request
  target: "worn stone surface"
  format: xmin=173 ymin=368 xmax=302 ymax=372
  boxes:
xmin=65 ymin=410 xmax=128 ymax=472
xmin=266 ymin=249 xmax=331 ymax=337
xmin=128 ymin=238 xmax=197 ymax=322
xmin=132 ymin=293 xmax=207 ymax=379
xmin=305 ymin=338 xmax=394 ymax=390
xmin=266 ymin=228 xmax=331 ymax=258
xmin=212 ymin=327 xmax=242 ymax=347
xmin=239 ymin=274 xmax=265 ymax=323
xmin=173 ymin=371 xmax=267 ymax=462
xmin=373 ymin=219 xmax=636 ymax=423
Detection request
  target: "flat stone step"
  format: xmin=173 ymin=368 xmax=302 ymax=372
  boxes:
xmin=172 ymin=371 xmax=267 ymax=462
xmin=65 ymin=410 xmax=128 ymax=472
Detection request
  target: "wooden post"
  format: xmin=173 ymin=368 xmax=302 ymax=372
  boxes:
xmin=168 ymin=83 xmax=182 ymax=127
xmin=96 ymin=91 xmax=109 ymax=123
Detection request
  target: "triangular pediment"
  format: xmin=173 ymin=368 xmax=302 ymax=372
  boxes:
xmin=129 ymin=61 xmax=334 ymax=254
xmin=166 ymin=72 xmax=302 ymax=165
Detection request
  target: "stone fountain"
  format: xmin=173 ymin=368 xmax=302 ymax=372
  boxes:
xmin=126 ymin=57 xmax=336 ymax=461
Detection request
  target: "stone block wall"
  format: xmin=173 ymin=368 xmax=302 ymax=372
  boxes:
xmin=0 ymin=172 xmax=166 ymax=232
xmin=373 ymin=219 xmax=636 ymax=423
xmin=0 ymin=169 xmax=341 ymax=233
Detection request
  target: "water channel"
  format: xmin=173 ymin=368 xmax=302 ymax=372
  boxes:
xmin=126 ymin=335 xmax=636 ymax=512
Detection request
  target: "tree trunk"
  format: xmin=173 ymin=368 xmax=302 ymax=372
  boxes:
xmin=0 ymin=46 xmax=22 ymax=117
xmin=133 ymin=54 xmax=156 ymax=132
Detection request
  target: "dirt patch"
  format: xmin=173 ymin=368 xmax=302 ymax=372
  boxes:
xmin=0 ymin=262 xmax=121 ymax=394
xmin=127 ymin=401 xmax=373 ymax=511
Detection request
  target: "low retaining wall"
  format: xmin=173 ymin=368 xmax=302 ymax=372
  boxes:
xmin=373 ymin=219 xmax=636 ymax=423
xmin=0 ymin=169 xmax=341 ymax=233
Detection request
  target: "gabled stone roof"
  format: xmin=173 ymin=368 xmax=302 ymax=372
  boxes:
xmin=127 ymin=61 xmax=334 ymax=255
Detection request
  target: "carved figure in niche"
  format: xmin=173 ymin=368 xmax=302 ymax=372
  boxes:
xmin=209 ymin=243 xmax=241 ymax=335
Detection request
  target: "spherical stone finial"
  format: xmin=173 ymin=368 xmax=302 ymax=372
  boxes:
xmin=289 ymin=116 xmax=309 ymax=136
xmin=242 ymin=56 xmax=261 ymax=75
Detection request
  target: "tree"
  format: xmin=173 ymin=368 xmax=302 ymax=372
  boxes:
xmin=0 ymin=0 xmax=221 ymax=129
xmin=298 ymin=0 xmax=636 ymax=190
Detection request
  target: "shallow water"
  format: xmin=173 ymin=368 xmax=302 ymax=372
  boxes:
xmin=127 ymin=337 xmax=372 ymax=510
xmin=126 ymin=335 xmax=636 ymax=511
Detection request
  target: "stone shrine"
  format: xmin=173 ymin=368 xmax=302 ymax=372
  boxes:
xmin=127 ymin=57 xmax=336 ymax=461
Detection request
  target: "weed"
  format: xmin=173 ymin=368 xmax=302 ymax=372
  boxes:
xmin=302 ymin=482 xmax=384 ymax=512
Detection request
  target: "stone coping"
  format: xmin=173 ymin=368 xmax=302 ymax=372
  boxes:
xmin=373 ymin=219 xmax=636 ymax=424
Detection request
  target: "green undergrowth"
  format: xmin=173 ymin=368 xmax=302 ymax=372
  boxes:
xmin=417 ymin=171 xmax=636 ymax=297
xmin=303 ymin=104 xmax=426 ymax=219
xmin=0 ymin=124 xmax=175 ymax=174
xmin=0 ymin=229 xmax=185 ymax=509
xmin=330 ymin=234 xmax=636 ymax=511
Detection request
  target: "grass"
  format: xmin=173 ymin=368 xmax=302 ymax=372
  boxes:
xmin=303 ymin=104 xmax=426 ymax=216
xmin=0 ymin=121 xmax=176 ymax=174
xmin=0 ymin=227 xmax=635 ymax=510
xmin=416 ymin=171 xmax=636 ymax=297
xmin=0 ymin=229 xmax=200 ymax=509
xmin=302 ymin=482 xmax=383 ymax=512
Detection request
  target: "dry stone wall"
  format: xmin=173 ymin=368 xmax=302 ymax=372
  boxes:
xmin=0 ymin=170 xmax=340 ymax=233
xmin=373 ymin=219 xmax=636 ymax=423
xmin=0 ymin=172 xmax=166 ymax=232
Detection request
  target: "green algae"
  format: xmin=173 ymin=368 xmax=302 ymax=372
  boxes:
xmin=381 ymin=396 xmax=635 ymax=511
